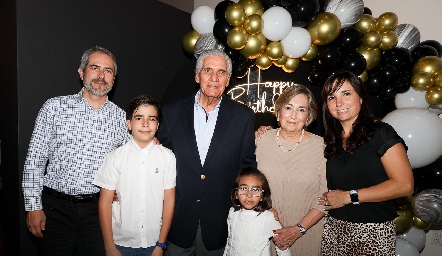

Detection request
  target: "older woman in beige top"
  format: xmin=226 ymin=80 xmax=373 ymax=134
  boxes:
xmin=255 ymin=84 xmax=327 ymax=256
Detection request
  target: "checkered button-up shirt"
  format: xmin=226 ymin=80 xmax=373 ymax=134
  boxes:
xmin=23 ymin=88 xmax=130 ymax=211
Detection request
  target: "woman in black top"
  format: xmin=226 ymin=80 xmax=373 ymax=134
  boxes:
xmin=319 ymin=71 xmax=414 ymax=255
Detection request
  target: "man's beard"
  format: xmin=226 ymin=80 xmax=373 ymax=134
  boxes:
xmin=83 ymin=78 xmax=113 ymax=97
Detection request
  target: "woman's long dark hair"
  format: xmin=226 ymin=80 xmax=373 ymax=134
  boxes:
xmin=321 ymin=71 xmax=375 ymax=159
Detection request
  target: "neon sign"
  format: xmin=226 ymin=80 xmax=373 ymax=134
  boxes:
xmin=227 ymin=69 xmax=296 ymax=113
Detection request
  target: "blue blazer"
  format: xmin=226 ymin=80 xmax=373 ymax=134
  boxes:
xmin=157 ymin=93 xmax=257 ymax=250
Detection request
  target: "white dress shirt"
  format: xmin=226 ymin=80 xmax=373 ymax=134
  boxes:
xmin=93 ymin=139 xmax=176 ymax=248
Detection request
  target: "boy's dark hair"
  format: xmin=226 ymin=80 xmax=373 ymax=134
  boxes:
xmin=126 ymin=94 xmax=161 ymax=122
xmin=230 ymin=167 xmax=272 ymax=213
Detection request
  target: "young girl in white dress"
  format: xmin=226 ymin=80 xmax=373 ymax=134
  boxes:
xmin=223 ymin=168 xmax=291 ymax=256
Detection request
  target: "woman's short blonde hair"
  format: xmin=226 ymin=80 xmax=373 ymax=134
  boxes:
xmin=274 ymin=84 xmax=318 ymax=127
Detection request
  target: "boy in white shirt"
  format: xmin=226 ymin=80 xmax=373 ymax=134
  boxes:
xmin=93 ymin=94 xmax=176 ymax=256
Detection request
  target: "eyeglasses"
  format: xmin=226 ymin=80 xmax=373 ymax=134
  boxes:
xmin=236 ymin=186 xmax=264 ymax=197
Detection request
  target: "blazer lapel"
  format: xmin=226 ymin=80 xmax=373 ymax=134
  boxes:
xmin=203 ymin=96 xmax=232 ymax=167
xmin=182 ymin=97 xmax=202 ymax=168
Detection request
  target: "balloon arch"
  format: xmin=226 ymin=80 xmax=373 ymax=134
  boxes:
xmin=183 ymin=1 xmax=442 ymax=253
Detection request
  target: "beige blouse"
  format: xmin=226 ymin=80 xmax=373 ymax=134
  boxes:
xmin=256 ymin=129 xmax=327 ymax=256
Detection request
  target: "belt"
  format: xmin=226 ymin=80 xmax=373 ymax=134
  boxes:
xmin=43 ymin=186 xmax=100 ymax=203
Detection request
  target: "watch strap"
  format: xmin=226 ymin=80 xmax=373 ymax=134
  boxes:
xmin=350 ymin=189 xmax=360 ymax=205
xmin=296 ymin=223 xmax=307 ymax=235
xmin=155 ymin=241 xmax=168 ymax=250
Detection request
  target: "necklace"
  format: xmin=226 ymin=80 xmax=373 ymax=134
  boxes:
xmin=276 ymin=128 xmax=305 ymax=153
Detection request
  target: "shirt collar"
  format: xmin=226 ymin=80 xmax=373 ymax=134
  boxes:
xmin=75 ymin=87 xmax=109 ymax=109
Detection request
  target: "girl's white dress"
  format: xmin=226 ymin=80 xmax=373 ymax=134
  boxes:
xmin=223 ymin=207 xmax=292 ymax=256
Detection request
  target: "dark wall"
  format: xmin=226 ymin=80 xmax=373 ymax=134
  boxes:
xmin=2 ymin=1 xmax=192 ymax=255
xmin=0 ymin=0 xmax=18 ymax=255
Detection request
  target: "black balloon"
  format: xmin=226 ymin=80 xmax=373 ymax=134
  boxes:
xmin=413 ymin=155 xmax=442 ymax=193
xmin=232 ymin=61 xmax=249 ymax=78
xmin=333 ymin=27 xmax=362 ymax=51
xmin=378 ymin=85 xmax=397 ymax=101
xmin=224 ymin=46 xmax=241 ymax=62
xmin=412 ymin=45 xmax=439 ymax=64
xmin=342 ymin=52 xmax=366 ymax=75
xmin=378 ymin=64 xmax=398 ymax=83
xmin=318 ymin=0 xmax=326 ymax=12
xmin=392 ymin=75 xmax=411 ymax=94
xmin=280 ymin=0 xmax=295 ymax=7
xmin=286 ymin=0 xmax=320 ymax=27
xmin=308 ymin=66 xmax=329 ymax=86
xmin=420 ymin=40 xmax=442 ymax=58
xmin=261 ymin=0 xmax=280 ymax=6
xmin=363 ymin=7 xmax=372 ymax=15
xmin=318 ymin=46 xmax=342 ymax=66
xmin=365 ymin=73 xmax=385 ymax=95
xmin=213 ymin=18 xmax=233 ymax=46
xmin=214 ymin=1 xmax=234 ymax=21
xmin=381 ymin=48 xmax=412 ymax=71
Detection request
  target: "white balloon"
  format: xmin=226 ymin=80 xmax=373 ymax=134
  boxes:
xmin=395 ymin=88 xmax=429 ymax=109
xmin=191 ymin=6 xmax=215 ymax=34
xmin=382 ymin=108 xmax=442 ymax=168
xmin=396 ymin=237 xmax=420 ymax=256
xmin=281 ymin=27 xmax=311 ymax=58
xmin=325 ymin=0 xmax=364 ymax=28
xmin=397 ymin=227 xmax=426 ymax=252
xmin=261 ymin=6 xmax=292 ymax=41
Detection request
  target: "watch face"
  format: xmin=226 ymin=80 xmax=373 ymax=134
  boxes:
xmin=350 ymin=193 xmax=358 ymax=202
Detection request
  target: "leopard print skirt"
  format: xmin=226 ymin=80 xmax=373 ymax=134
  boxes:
xmin=321 ymin=216 xmax=396 ymax=256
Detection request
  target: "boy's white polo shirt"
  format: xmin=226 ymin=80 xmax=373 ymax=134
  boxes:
xmin=93 ymin=138 xmax=176 ymax=248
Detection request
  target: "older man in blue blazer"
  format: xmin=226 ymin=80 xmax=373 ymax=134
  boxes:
xmin=158 ymin=49 xmax=257 ymax=256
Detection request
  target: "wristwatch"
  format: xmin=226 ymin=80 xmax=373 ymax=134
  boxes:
xmin=296 ymin=223 xmax=307 ymax=235
xmin=350 ymin=190 xmax=360 ymax=205
xmin=155 ymin=241 xmax=168 ymax=250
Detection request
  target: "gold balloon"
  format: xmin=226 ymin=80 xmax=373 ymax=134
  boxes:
xmin=356 ymin=45 xmax=381 ymax=71
xmin=282 ymin=57 xmax=300 ymax=73
xmin=375 ymin=12 xmax=398 ymax=33
xmin=300 ymin=44 xmax=319 ymax=62
xmin=307 ymin=12 xmax=341 ymax=45
xmin=394 ymin=209 xmax=413 ymax=235
xmin=226 ymin=3 xmax=246 ymax=27
xmin=240 ymin=33 xmax=267 ymax=59
xmin=361 ymin=31 xmax=382 ymax=49
xmin=227 ymin=27 xmax=248 ymax=50
xmin=412 ymin=215 xmax=431 ymax=230
xmin=413 ymin=56 xmax=442 ymax=76
xmin=243 ymin=14 xmax=263 ymax=35
xmin=411 ymin=72 xmax=434 ymax=91
xmin=273 ymin=55 xmax=288 ymax=67
xmin=395 ymin=196 xmax=415 ymax=211
xmin=238 ymin=0 xmax=264 ymax=17
xmin=434 ymin=71 xmax=442 ymax=87
xmin=182 ymin=30 xmax=200 ymax=55
xmin=379 ymin=31 xmax=398 ymax=51
xmin=426 ymin=86 xmax=442 ymax=105
xmin=354 ymin=14 xmax=376 ymax=34
xmin=266 ymin=41 xmax=284 ymax=61
xmin=358 ymin=70 xmax=368 ymax=82
xmin=255 ymin=53 xmax=272 ymax=70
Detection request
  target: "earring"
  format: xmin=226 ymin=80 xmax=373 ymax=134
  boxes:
xmin=306 ymin=118 xmax=309 ymax=123
xmin=277 ymin=117 xmax=279 ymax=122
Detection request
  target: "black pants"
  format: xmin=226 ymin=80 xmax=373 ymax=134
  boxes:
xmin=38 ymin=192 xmax=105 ymax=256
